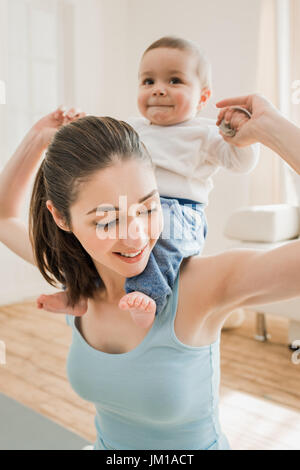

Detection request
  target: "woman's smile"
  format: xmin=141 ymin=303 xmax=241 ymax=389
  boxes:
xmin=113 ymin=243 xmax=149 ymax=264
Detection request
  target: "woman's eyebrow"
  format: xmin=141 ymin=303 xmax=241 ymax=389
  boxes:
xmin=86 ymin=189 xmax=159 ymax=216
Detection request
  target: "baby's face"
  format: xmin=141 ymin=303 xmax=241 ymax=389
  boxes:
xmin=138 ymin=48 xmax=203 ymax=126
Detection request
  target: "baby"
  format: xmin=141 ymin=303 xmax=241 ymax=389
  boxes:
xmin=37 ymin=36 xmax=259 ymax=328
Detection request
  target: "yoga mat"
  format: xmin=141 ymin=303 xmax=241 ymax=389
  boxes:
xmin=0 ymin=392 xmax=92 ymax=450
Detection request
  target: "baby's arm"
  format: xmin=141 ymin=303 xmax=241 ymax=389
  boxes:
xmin=205 ymin=108 xmax=260 ymax=173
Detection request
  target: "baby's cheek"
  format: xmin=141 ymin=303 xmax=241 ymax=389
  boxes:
xmin=174 ymin=90 xmax=194 ymax=115
xmin=137 ymin=90 xmax=148 ymax=112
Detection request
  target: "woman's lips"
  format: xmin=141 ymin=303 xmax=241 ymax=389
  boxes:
xmin=113 ymin=244 xmax=148 ymax=264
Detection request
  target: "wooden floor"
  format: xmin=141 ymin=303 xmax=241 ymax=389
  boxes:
xmin=0 ymin=301 xmax=299 ymax=450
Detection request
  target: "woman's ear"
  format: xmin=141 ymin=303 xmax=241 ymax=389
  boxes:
xmin=46 ymin=200 xmax=69 ymax=231
xmin=197 ymin=87 xmax=211 ymax=111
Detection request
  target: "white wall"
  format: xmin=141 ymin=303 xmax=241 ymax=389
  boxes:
xmin=0 ymin=0 xmax=263 ymax=305
xmin=70 ymin=0 xmax=131 ymax=118
xmin=0 ymin=0 xmax=62 ymax=305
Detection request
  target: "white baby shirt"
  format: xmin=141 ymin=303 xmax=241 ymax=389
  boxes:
xmin=127 ymin=116 xmax=260 ymax=205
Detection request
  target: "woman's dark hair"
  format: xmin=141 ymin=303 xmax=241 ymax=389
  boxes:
xmin=29 ymin=116 xmax=153 ymax=308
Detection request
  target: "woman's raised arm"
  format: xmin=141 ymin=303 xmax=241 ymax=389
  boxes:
xmin=0 ymin=107 xmax=85 ymax=265
xmin=216 ymin=93 xmax=300 ymax=174
xmin=224 ymin=239 xmax=300 ymax=308
xmin=191 ymin=239 xmax=300 ymax=329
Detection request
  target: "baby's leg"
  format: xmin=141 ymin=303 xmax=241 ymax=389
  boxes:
xmin=36 ymin=290 xmax=88 ymax=316
xmin=119 ymin=292 xmax=156 ymax=328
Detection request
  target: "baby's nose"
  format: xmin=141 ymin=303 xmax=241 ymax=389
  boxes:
xmin=153 ymin=87 xmax=166 ymax=96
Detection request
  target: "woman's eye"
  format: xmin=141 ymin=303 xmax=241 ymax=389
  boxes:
xmin=137 ymin=208 xmax=157 ymax=216
xmin=94 ymin=207 xmax=158 ymax=230
xmin=170 ymin=77 xmax=181 ymax=84
xmin=95 ymin=219 xmax=117 ymax=230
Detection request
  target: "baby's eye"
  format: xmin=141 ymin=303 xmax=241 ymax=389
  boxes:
xmin=143 ymin=78 xmax=154 ymax=85
xmin=169 ymin=77 xmax=182 ymax=84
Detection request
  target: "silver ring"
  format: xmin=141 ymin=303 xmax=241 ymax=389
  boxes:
xmin=219 ymin=105 xmax=252 ymax=137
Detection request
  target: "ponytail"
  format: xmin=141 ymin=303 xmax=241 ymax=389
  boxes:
xmin=29 ymin=161 xmax=102 ymax=308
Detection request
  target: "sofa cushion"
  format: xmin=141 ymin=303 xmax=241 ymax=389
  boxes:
xmin=224 ymin=204 xmax=299 ymax=242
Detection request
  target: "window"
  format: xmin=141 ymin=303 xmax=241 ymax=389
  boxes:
xmin=0 ymin=0 xmax=73 ymax=168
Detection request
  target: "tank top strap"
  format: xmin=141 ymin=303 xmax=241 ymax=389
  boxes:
xmin=157 ymin=269 xmax=180 ymax=326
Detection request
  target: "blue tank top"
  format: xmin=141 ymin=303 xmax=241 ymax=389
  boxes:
xmin=65 ymin=271 xmax=231 ymax=450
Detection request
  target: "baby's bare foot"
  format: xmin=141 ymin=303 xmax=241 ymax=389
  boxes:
xmin=36 ymin=291 xmax=88 ymax=316
xmin=118 ymin=292 xmax=156 ymax=328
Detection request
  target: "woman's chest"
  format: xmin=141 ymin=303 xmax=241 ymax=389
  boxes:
xmin=76 ymin=302 xmax=154 ymax=354
xmin=76 ymin=268 xmax=218 ymax=355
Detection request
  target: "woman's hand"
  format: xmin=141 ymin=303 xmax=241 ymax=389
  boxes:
xmin=32 ymin=106 xmax=86 ymax=149
xmin=215 ymin=93 xmax=280 ymax=147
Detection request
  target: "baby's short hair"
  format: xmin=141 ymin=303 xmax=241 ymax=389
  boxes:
xmin=143 ymin=36 xmax=212 ymax=90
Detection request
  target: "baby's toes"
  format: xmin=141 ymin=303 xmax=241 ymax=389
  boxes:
xmin=118 ymin=293 xmax=137 ymax=310
xmin=140 ymin=296 xmax=149 ymax=310
xmin=118 ymin=292 xmax=150 ymax=311
xmin=145 ymin=298 xmax=156 ymax=314
xmin=132 ymin=294 xmax=145 ymax=309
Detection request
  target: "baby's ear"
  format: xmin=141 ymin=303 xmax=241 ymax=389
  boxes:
xmin=197 ymin=87 xmax=212 ymax=111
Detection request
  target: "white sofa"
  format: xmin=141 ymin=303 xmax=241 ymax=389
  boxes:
xmin=224 ymin=204 xmax=300 ymax=346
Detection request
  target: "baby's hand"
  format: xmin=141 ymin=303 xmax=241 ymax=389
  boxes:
xmin=33 ymin=106 xmax=86 ymax=149
xmin=218 ymin=108 xmax=250 ymax=137
xmin=217 ymin=105 xmax=252 ymax=142
xmin=36 ymin=290 xmax=88 ymax=316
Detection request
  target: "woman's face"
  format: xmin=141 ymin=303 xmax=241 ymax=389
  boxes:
xmin=69 ymin=158 xmax=164 ymax=278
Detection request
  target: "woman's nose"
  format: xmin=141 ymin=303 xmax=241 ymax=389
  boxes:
xmin=125 ymin=217 xmax=149 ymax=247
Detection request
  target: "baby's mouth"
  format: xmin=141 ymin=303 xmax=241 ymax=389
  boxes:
xmin=149 ymin=105 xmax=173 ymax=107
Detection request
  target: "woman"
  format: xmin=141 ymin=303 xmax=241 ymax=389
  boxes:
xmin=0 ymin=96 xmax=299 ymax=450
